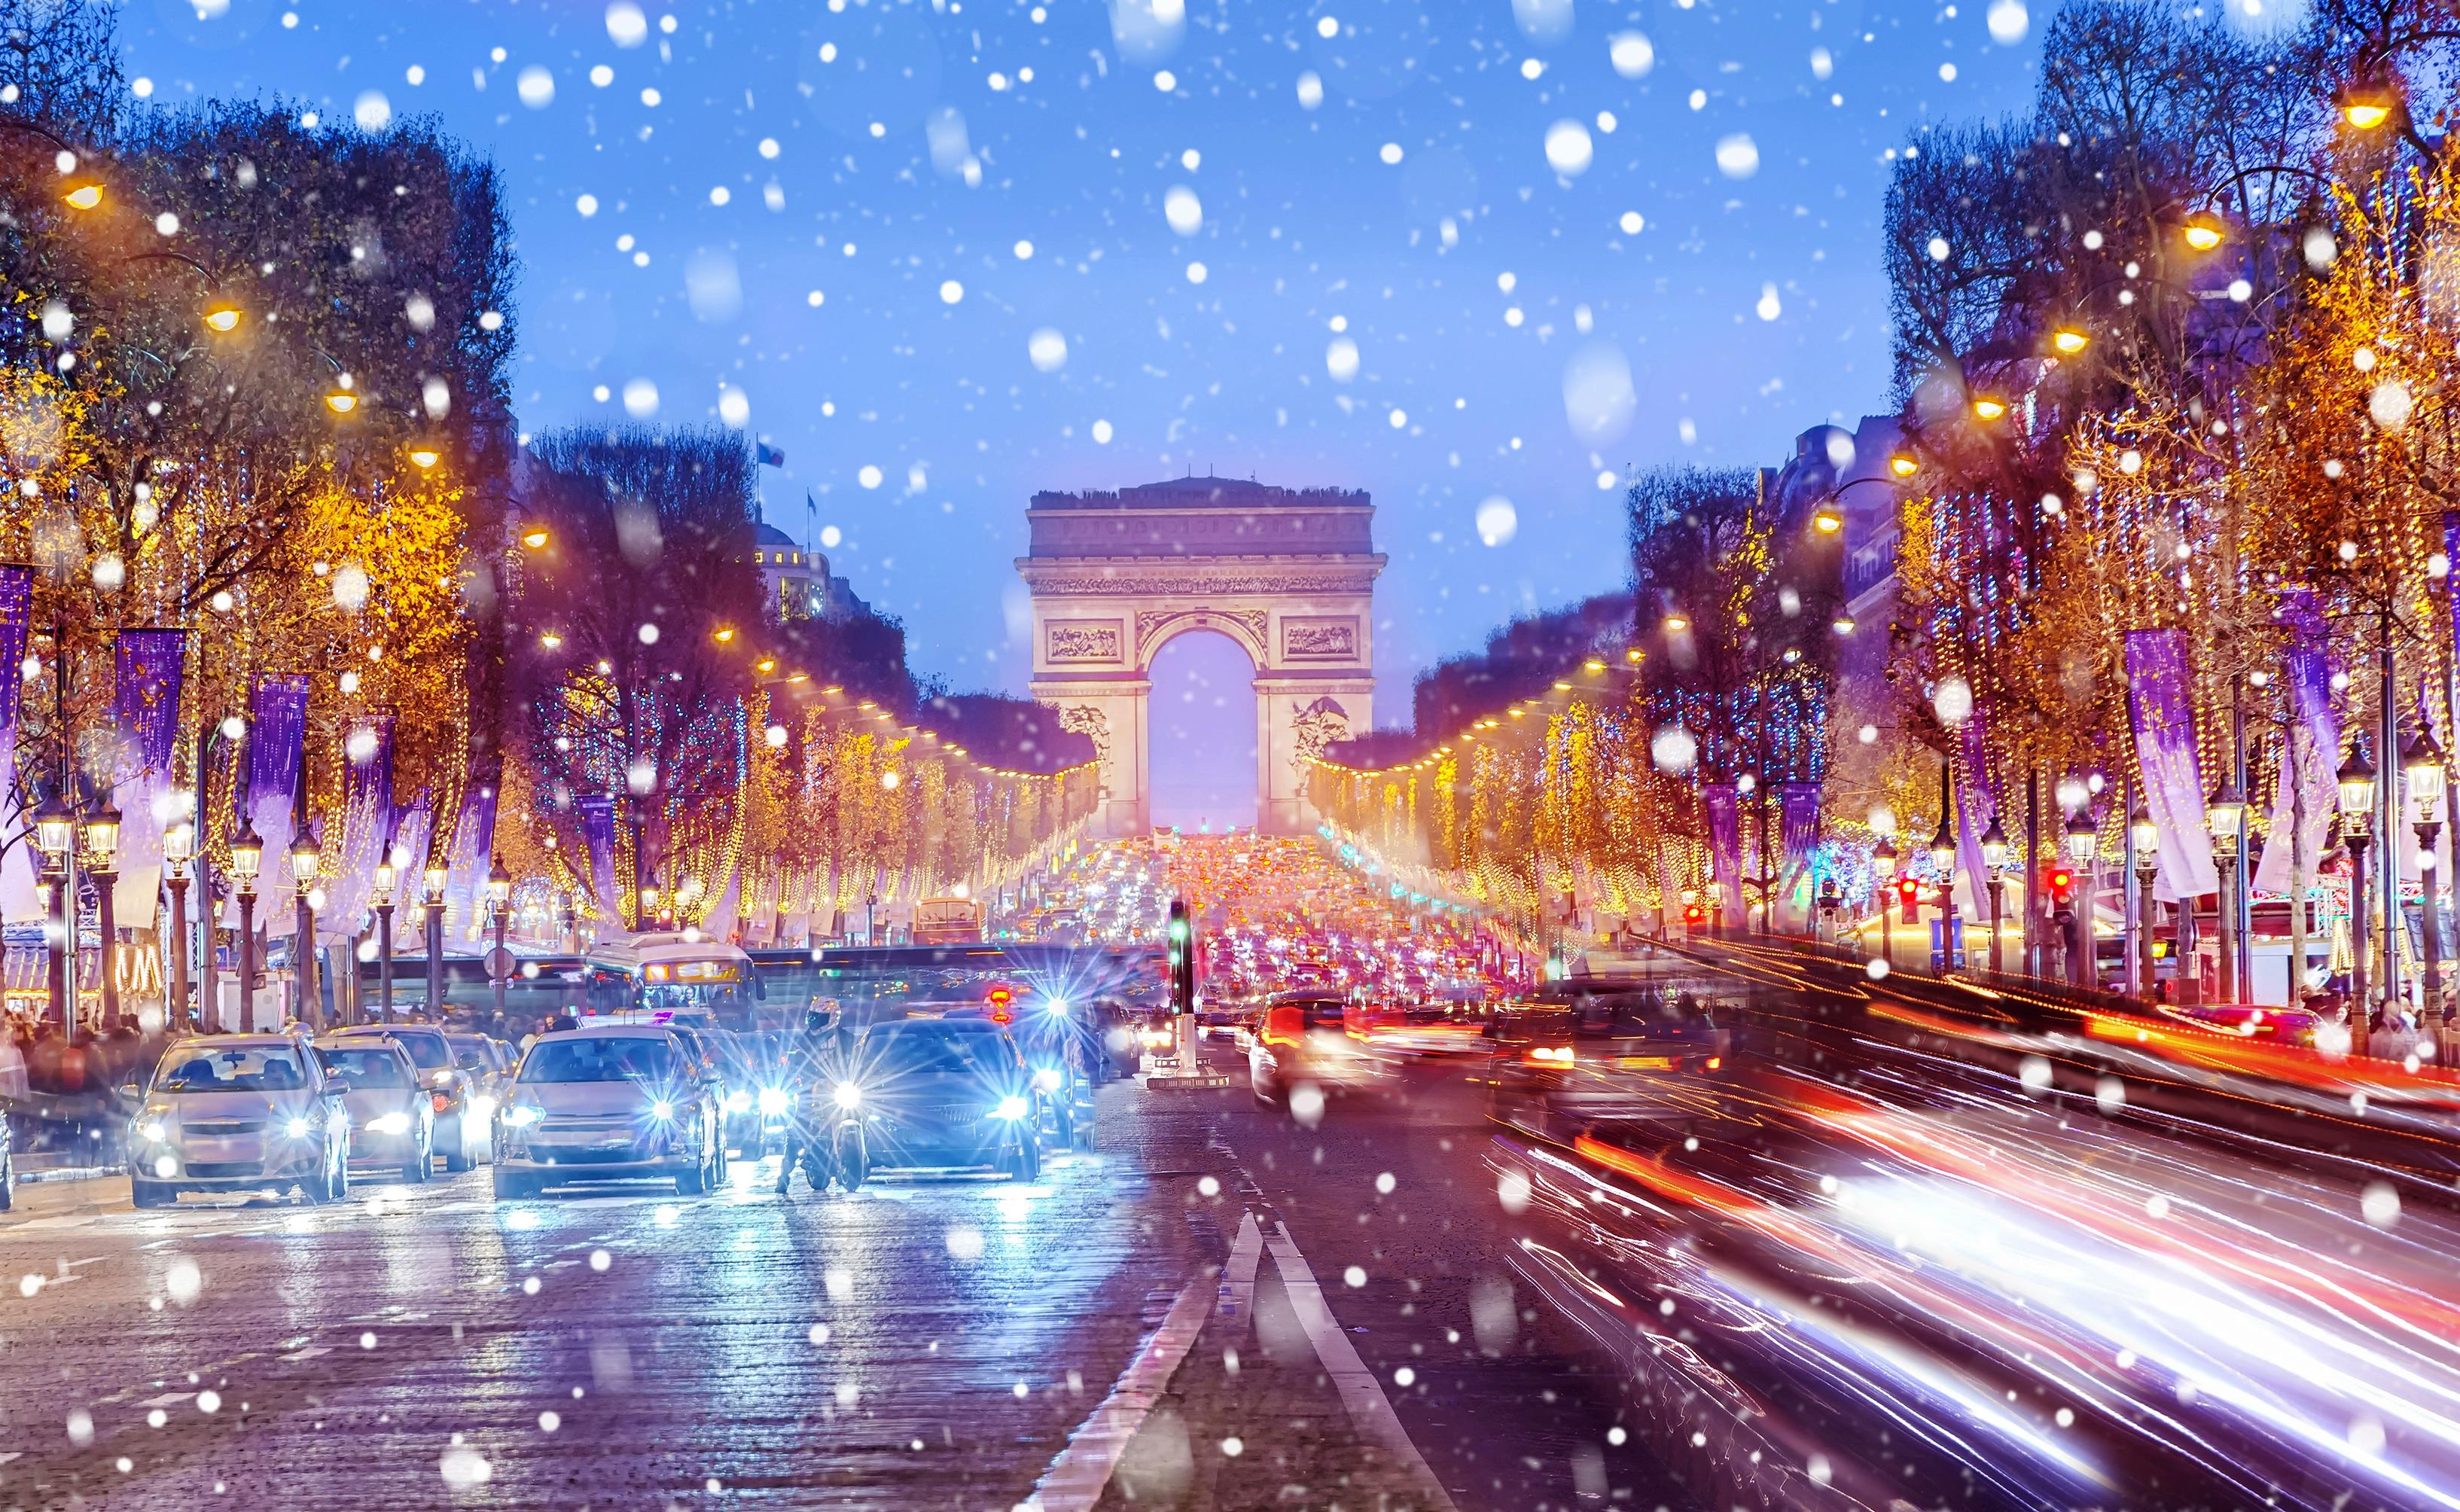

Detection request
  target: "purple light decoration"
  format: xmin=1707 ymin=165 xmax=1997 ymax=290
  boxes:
xmin=2125 ymin=629 xmax=2220 ymax=904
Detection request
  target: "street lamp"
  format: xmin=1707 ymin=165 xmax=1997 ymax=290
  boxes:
xmin=2338 ymin=745 xmax=2378 ymax=1053
xmin=1971 ymin=396 xmax=2008 ymax=422
xmin=1873 ymin=837 xmax=1900 ymax=968
xmin=2404 ymin=728 xmax=2449 ymax=1026
xmin=81 ymin=804 xmax=122 ymax=1029
xmin=2065 ymin=812 xmax=2099 ymax=989
xmin=487 ymin=858 xmax=513 ymax=1019
xmin=2130 ymin=804 xmax=2160 ymax=1002
xmin=1980 ymin=815 xmax=2010 ymax=974
xmin=230 ymin=824 xmax=264 ymax=1031
xmin=1889 ymin=453 xmax=1918 ymax=477
xmin=163 ymin=817 xmax=194 ymax=1031
xmin=62 ymin=181 xmax=102 ymax=210
xmin=2050 ymin=327 xmax=2090 ymax=355
xmin=289 ymin=832 xmax=322 ymax=1029
xmin=203 ymin=303 xmax=242 ymax=333
xmin=32 ymin=794 xmax=75 ymax=1035
xmin=2182 ymin=216 xmax=2225 ymax=251
xmin=372 ymin=857 xmax=398 ymax=1024
xmin=2207 ymin=779 xmax=2245 ymax=1004
xmin=423 ymin=862 xmax=449 ymax=1020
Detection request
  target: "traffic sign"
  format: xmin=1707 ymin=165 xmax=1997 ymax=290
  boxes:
xmin=483 ymin=947 xmax=517 ymax=981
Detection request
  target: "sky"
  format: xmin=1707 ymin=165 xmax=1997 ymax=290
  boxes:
xmin=117 ymin=0 xmax=2051 ymax=815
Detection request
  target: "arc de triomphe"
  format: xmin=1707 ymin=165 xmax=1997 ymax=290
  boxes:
xmin=1019 ymin=476 xmax=1384 ymax=837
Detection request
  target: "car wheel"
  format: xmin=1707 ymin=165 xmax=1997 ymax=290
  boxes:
xmin=1011 ymin=1132 xmax=1041 ymax=1182
xmin=131 ymin=1179 xmax=175 ymax=1210
xmin=328 ymin=1146 xmax=351 ymax=1203
xmin=442 ymin=1132 xmax=472 ymax=1174
xmin=403 ymin=1142 xmax=429 ymax=1185
xmin=676 ymin=1152 xmax=708 ymax=1196
xmin=492 ymin=1169 xmax=535 ymax=1201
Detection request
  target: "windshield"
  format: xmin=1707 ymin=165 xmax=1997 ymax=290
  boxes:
xmin=314 ymin=1048 xmax=413 ymax=1088
xmin=157 ymin=1046 xmax=308 ymax=1093
xmin=864 ymin=1026 xmax=1010 ymax=1078
xmin=519 ymin=1038 xmax=685 ymax=1085
xmin=334 ymin=1031 xmax=451 ymax=1070
xmin=447 ymin=1037 xmax=494 ymax=1071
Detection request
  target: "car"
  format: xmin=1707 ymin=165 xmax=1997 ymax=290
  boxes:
xmin=324 ymin=1024 xmax=483 ymax=1170
xmin=123 ymin=1033 xmax=352 ymax=1207
xmin=835 ymin=1018 xmax=1044 ymax=1181
xmin=1248 ymin=992 xmax=1392 ymax=1108
xmin=1485 ymin=983 xmax=1730 ymax=1144
xmin=491 ymin=1026 xmax=724 ymax=1199
xmin=312 ymin=1035 xmax=434 ymax=1184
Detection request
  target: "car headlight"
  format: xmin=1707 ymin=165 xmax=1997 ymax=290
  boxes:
xmin=1032 ymin=1067 xmax=1063 ymax=1093
xmin=468 ymin=1096 xmax=497 ymax=1121
xmin=651 ymin=1099 xmax=675 ymax=1121
xmin=758 ymin=1087 xmax=790 ymax=1115
xmin=285 ymin=1117 xmax=312 ymax=1139
xmin=724 ymin=1089 xmax=753 ymax=1114
xmin=994 ymin=1095 xmax=1030 ymax=1121
xmin=1045 ymin=998 xmax=1070 ymax=1017
xmin=136 ymin=1119 xmax=169 ymax=1144
xmin=505 ymin=1105 xmax=543 ymax=1128
xmin=367 ymin=1111 xmax=412 ymax=1136
xmin=832 ymin=1082 xmax=863 ymax=1110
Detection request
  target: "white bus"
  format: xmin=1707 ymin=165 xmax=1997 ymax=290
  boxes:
xmin=577 ymin=932 xmax=764 ymax=1028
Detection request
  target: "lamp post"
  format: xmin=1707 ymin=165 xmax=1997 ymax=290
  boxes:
xmin=2131 ymin=804 xmax=2160 ymax=1002
xmin=1980 ymin=815 xmax=2010 ymax=975
xmin=2206 ymin=780 xmax=2245 ymax=1005
xmin=2065 ymin=812 xmax=2100 ymax=989
xmin=163 ymin=817 xmax=194 ymax=1032
xmin=1873 ymin=837 xmax=1900 ymax=968
xmin=2339 ymin=745 xmax=2378 ymax=1054
xmin=2404 ymin=728 xmax=2449 ymax=1026
xmin=372 ymin=858 xmax=398 ymax=1025
xmin=423 ymin=863 xmax=447 ymax=1020
xmin=1929 ymin=810 xmax=1957 ymax=971
xmin=230 ymin=825 xmax=264 ymax=1032
xmin=289 ymin=832 xmax=322 ymax=1030
xmin=33 ymin=795 xmax=76 ymax=1037
xmin=487 ymin=858 xmax=512 ymax=1019
xmin=80 ymin=805 xmax=122 ymax=1030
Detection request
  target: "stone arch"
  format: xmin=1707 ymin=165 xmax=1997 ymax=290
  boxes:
xmin=1017 ymin=476 xmax=1384 ymax=836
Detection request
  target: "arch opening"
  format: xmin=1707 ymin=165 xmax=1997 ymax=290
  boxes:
xmin=1145 ymin=628 xmax=1258 ymax=832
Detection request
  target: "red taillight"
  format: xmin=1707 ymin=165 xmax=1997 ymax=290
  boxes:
xmin=1524 ymin=1045 xmax=1574 ymax=1067
xmin=431 ymin=1093 xmax=451 ymax=1111
xmin=1704 ymin=1056 xmax=1722 ymax=1071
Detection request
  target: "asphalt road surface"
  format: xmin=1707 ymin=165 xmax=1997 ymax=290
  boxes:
xmin=0 ymin=1045 xmax=1681 ymax=1512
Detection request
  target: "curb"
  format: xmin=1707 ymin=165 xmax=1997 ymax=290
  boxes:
xmin=17 ymin=1164 xmax=123 ymax=1186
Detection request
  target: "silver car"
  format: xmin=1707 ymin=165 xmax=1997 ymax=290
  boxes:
xmin=323 ymin=1024 xmax=483 ymax=1169
xmin=313 ymin=1035 xmax=436 ymax=1184
xmin=126 ymin=1034 xmax=352 ymax=1207
xmin=492 ymin=1027 xmax=723 ymax=1200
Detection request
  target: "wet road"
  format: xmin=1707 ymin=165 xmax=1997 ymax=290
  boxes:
xmin=0 ymin=1052 xmax=1678 ymax=1511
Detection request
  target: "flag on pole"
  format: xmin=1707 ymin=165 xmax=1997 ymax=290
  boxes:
xmin=756 ymin=439 xmax=785 ymax=467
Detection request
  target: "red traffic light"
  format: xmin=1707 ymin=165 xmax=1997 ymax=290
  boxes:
xmin=1682 ymin=904 xmax=1705 ymax=928
xmin=2047 ymin=867 xmax=2074 ymax=904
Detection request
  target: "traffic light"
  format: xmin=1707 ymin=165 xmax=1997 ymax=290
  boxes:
xmin=2047 ymin=867 xmax=2074 ymax=908
xmin=1166 ymin=899 xmax=1196 ymax=1015
xmin=1682 ymin=901 xmax=1706 ymax=931
xmin=1896 ymin=876 xmax=1920 ymax=922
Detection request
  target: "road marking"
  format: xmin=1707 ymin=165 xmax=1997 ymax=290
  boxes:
xmin=1216 ymin=1210 xmax=1263 ymax=1334
xmin=280 ymin=1346 xmax=331 ymax=1362
xmin=1020 ymin=1274 xmax=1212 ymax=1512
xmin=1264 ymin=1221 xmax=1459 ymax=1511
xmin=137 ymin=1392 xmax=194 ymax=1410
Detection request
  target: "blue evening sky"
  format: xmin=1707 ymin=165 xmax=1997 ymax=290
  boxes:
xmin=120 ymin=0 xmax=2056 ymax=812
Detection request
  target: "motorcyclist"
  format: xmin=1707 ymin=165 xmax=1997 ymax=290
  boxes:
xmin=776 ymin=1001 xmax=856 ymax=1194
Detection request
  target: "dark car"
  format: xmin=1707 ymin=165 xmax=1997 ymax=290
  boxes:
xmin=838 ymin=1019 xmax=1042 ymax=1181
xmin=1486 ymin=983 xmax=1730 ymax=1144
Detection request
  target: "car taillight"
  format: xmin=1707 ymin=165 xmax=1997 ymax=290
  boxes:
xmin=431 ymin=1093 xmax=451 ymax=1112
xmin=1705 ymin=1056 xmax=1722 ymax=1071
xmin=1524 ymin=1045 xmax=1574 ymax=1066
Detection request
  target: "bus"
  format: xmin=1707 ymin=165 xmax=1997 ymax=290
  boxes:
xmin=912 ymin=895 xmax=986 ymax=945
xmin=577 ymin=933 xmax=765 ymax=1029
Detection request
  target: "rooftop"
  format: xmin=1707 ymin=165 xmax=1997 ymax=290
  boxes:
xmin=1030 ymin=475 xmax=1370 ymax=511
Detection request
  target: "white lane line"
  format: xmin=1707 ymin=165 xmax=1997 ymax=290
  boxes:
xmin=1264 ymin=1221 xmax=1459 ymax=1511
xmin=137 ymin=1392 xmax=195 ymax=1410
xmin=1020 ymin=1274 xmax=1212 ymax=1512
xmin=1216 ymin=1210 xmax=1263 ymax=1334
